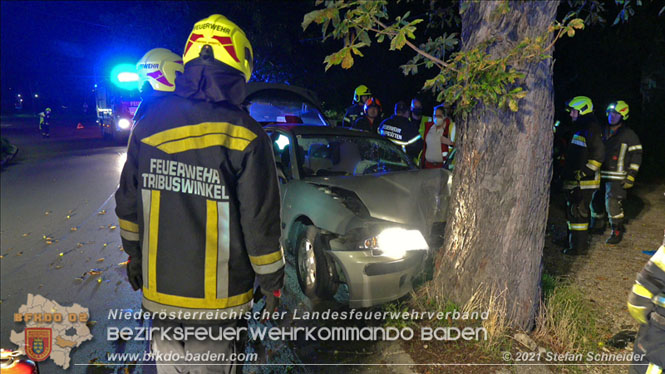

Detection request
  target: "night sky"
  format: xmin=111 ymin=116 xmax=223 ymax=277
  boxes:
xmin=1 ymin=1 xmax=663 ymax=174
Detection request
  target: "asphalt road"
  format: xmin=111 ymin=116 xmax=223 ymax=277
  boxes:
xmin=1 ymin=117 xmax=411 ymax=374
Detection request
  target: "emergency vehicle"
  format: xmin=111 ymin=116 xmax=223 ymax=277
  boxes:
xmin=95 ymin=64 xmax=141 ymax=143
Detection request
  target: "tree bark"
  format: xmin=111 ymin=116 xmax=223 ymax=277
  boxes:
xmin=434 ymin=0 xmax=559 ymax=329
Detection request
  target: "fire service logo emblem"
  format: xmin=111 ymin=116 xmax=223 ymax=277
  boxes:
xmin=25 ymin=327 xmax=52 ymax=362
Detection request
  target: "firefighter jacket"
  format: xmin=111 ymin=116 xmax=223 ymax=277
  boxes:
xmin=627 ymin=242 xmax=665 ymax=367
xmin=353 ymin=115 xmax=383 ymax=134
xmin=115 ymin=60 xmax=284 ymax=320
xmin=133 ymin=90 xmax=172 ymax=125
xmin=343 ymin=104 xmax=364 ymax=127
xmin=600 ymin=124 xmax=642 ymax=185
xmin=562 ymin=113 xmax=605 ymax=190
xmin=378 ymin=115 xmax=422 ymax=160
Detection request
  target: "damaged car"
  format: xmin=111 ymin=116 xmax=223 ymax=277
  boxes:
xmin=263 ymin=125 xmax=451 ymax=307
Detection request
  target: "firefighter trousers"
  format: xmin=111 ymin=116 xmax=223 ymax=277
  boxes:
xmin=591 ymin=180 xmax=626 ymax=227
xmin=150 ymin=318 xmax=248 ymax=374
xmin=40 ymin=122 xmax=50 ymax=137
xmin=630 ymin=313 xmax=665 ymax=374
xmin=565 ymin=187 xmax=594 ymax=251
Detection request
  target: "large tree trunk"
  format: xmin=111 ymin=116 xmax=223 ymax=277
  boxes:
xmin=433 ymin=1 xmax=559 ymax=329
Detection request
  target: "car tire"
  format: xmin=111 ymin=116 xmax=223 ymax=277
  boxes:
xmin=295 ymin=225 xmax=338 ymax=301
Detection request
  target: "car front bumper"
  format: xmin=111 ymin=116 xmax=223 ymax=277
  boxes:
xmin=329 ymin=238 xmax=427 ymax=307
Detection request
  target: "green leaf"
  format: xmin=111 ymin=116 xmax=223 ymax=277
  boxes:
xmin=569 ymin=18 xmax=585 ymax=30
xmin=377 ymin=33 xmax=385 ymax=43
xmin=390 ymin=31 xmax=407 ymax=50
xmin=358 ymin=30 xmax=372 ymax=47
xmin=302 ymin=9 xmax=323 ymax=30
xmin=341 ymin=50 xmax=354 ymax=69
xmin=508 ymin=99 xmax=518 ymax=112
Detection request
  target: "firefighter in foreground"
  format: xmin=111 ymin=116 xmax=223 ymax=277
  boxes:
xmin=590 ymin=100 xmax=642 ymax=244
xmin=133 ymin=48 xmax=184 ymax=124
xmin=343 ymin=84 xmax=371 ymax=127
xmin=627 ymin=231 xmax=665 ymax=374
xmin=38 ymin=107 xmax=51 ymax=138
xmin=561 ymin=96 xmax=605 ymax=255
xmin=115 ymin=14 xmax=283 ymax=373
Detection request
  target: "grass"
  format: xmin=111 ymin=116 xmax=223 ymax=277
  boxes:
xmin=397 ymin=274 xmax=605 ymax=370
xmin=534 ymin=276 xmax=602 ymax=354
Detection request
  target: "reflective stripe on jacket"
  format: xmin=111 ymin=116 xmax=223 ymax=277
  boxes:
xmin=600 ymin=125 xmax=642 ymax=183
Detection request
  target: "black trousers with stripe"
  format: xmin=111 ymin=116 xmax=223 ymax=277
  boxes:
xmin=591 ymin=180 xmax=627 ymax=227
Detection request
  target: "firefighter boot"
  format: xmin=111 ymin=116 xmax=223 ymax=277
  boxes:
xmin=562 ymin=230 xmax=588 ymax=256
xmin=589 ymin=217 xmax=606 ymax=235
xmin=606 ymin=224 xmax=624 ymax=245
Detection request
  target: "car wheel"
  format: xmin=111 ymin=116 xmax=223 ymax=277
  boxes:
xmin=295 ymin=225 xmax=338 ymax=301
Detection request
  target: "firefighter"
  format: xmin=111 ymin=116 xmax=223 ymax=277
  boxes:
xmin=38 ymin=107 xmax=51 ymax=137
xmin=590 ymin=100 xmax=642 ymax=244
xmin=561 ymin=96 xmax=605 ymax=256
xmin=343 ymin=84 xmax=371 ymax=127
xmin=627 ymin=231 xmax=665 ymax=374
xmin=410 ymin=98 xmax=432 ymax=139
xmin=133 ymin=48 xmax=184 ymax=124
xmin=378 ymin=101 xmax=422 ymax=162
xmin=115 ymin=14 xmax=283 ymax=373
xmin=352 ymin=97 xmax=383 ymax=133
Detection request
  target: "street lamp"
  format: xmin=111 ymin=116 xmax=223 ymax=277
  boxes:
xmin=34 ymin=94 xmax=39 ymax=98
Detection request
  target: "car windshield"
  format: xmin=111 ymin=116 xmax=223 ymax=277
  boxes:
xmin=248 ymin=90 xmax=329 ymax=126
xmin=295 ymin=135 xmax=415 ymax=177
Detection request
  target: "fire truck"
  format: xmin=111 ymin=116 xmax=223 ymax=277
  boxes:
xmin=95 ymin=64 xmax=141 ymax=143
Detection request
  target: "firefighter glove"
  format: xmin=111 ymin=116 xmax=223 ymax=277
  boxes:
xmin=126 ymin=256 xmax=143 ymax=291
xmin=260 ymin=288 xmax=281 ymax=321
xmin=575 ymin=169 xmax=590 ymax=181
xmin=622 ymin=180 xmax=634 ymax=189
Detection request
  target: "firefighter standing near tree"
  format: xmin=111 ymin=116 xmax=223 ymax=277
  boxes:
xmin=627 ymin=231 xmax=665 ymax=374
xmin=343 ymin=84 xmax=371 ymax=127
xmin=133 ymin=48 xmax=184 ymax=125
xmin=590 ymin=100 xmax=642 ymax=244
xmin=378 ymin=101 xmax=423 ymax=162
xmin=115 ymin=14 xmax=283 ymax=373
xmin=561 ymin=96 xmax=605 ymax=256
xmin=38 ymin=107 xmax=51 ymax=137
xmin=352 ymin=97 xmax=383 ymax=133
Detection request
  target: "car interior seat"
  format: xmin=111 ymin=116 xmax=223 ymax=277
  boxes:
xmin=330 ymin=141 xmax=361 ymax=174
xmin=307 ymin=143 xmax=333 ymax=174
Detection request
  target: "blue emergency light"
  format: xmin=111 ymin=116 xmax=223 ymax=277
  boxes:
xmin=110 ymin=63 xmax=139 ymax=91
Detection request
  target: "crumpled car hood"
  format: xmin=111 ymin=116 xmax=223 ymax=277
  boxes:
xmin=306 ymin=168 xmax=451 ymax=236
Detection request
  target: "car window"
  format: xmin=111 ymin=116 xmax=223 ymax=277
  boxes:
xmin=295 ymin=135 xmax=415 ymax=177
xmin=248 ymin=90 xmax=329 ymax=126
xmin=269 ymin=132 xmax=294 ymax=180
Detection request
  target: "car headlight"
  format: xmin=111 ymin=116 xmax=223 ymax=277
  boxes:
xmin=117 ymin=118 xmax=131 ymax=130
xmin=360 ymin=228 xmax=429 ymax=259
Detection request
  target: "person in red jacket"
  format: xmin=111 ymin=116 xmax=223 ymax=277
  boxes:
xmin=421 ymin=104 xmax=455 ymax=169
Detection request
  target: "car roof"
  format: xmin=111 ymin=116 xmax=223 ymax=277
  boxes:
xmin=264 ymin=124 xmax=385 ymax=139
xmin=245 ymin=83 xmax=323 ymax=112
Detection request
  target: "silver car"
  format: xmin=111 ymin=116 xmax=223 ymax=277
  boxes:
xmin=262 ymin=125 xmax=452 ymax=307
